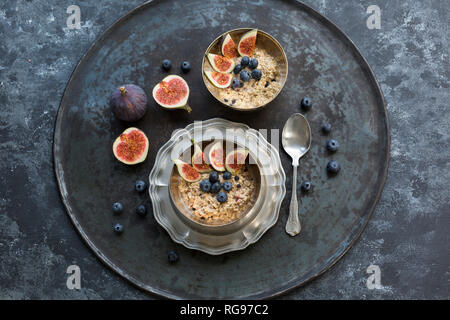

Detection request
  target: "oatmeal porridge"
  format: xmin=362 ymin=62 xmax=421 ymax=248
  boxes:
xmin=218 ymin=47 xmax=282 ymax=109
xmin=178 ymin=169 xmax=256 ymax=225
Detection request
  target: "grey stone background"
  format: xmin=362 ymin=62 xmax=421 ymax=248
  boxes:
xmin=0 ymin=0 xmax=448 ymax=299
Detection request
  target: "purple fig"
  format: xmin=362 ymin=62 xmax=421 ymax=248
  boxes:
xmin=109 ymin=84 xmax=148 ymax=121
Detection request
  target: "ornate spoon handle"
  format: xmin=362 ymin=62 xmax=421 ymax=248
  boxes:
xmin=286 ymin=165 xmax=301 ymax=236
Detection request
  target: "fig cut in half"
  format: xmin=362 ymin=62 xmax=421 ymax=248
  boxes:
xmin=172 ymin=159 xmax=201 ymax=182
xmin=221 ymin=34 xmax=238 ymax=58
xmin=191 ymin=139 xmax=212 ymax=173
xmin=152 ymin=75 xmax=192 ymax=113
xmin=238 ymin=29 xmax=257 ymax=57
xmin=204 ymin=71 xmax=233 ymax=89
xmin=109 ymin=84 xmax=148 ymax=122
xmin=113 ymin=127 xmax=149 ymax=165
xmin=225 ymin=149 xmax=249 ymax=175
xmin=207 ymin=53 xmax=235 ymax=73
xmin=208 ymin=141 xmax=225 ymax=172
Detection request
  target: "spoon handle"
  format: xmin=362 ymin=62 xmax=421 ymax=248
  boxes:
xmin=286 ymin=165 xmax=301 ymax=236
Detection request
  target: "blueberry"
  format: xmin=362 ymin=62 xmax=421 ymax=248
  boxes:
xmin=251 ymin=69 xmax=262 ymax=81
xmin=240 ymin=70 xmax=251 ymax=82
xmin=200 ymin=179 xmax=211 ymax=192
xmin=113 ymin=223 xmax=123 ymax=234
xmin=321 ymin=122 xmax=332 ymax=134
xmin=168 ymin=250 xmax=179 ymax=263
xmin=112 ymin=202 xmax=123 ymax=214
xmin=301 ymin=97 xmax=312 ymax=110
xmin=161 ymin=59 xmax=171 ymax=71
xmin=181 ymin=61 xmax=191 ymax=73
xmin=234 ymin=176 xmax=240 ymax=181
xmin=210 ymin=182 xmax=221 ymax=193
xmin=135 ymin=180 xmax=147 ymax=193
xmin=223 ymin=182 xmax=233 ymax=192
xmin=301 ymin=181 xmax=312 ymax=192
xmin=209 ymin=171 xmax=219 ymax=183
xmin=327 ymin=160 xmax=341 ymax=174
xmin=233 ymin=64 xmax=243 ymax=74
xmin=231 ymin=78 xmax=242 ymax=89
xmin=217 ymin=192 xmax=228 ymax=203
xmin=236 ymin=183 xmax=241 ymax=188
xmin=136 ymin=204 xmax=147 ymax=216
xmin=241 ymin=56 xmax=250 ymax=67
xmin=326 ymin=139 xmax=339 ymax=152
xmin=249 ymin=58 xmax=258 ymax=69
xmin=223 ymin=172 xmax=232 ymax=180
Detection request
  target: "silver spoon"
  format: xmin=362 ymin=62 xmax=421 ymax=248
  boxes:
xmin=282 ymin=113 xmax=311 ymax=236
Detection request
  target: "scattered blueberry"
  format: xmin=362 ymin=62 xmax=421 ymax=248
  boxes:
xmin=223 ymin=182 xmax=233 ymax=192
xmin=231 ymin=78 xmax=242 ymax=89
xmin=209 ymin=171 xmax=219 ymax=183
xmin=200 ymin=179 xmax=211 ymax=192
xmin=327 ymin=160 xmax=341 ymax=174
xmin=321 ymin=122 xmax=332 ymax=134
xmin=168 ymin=251 xmax=179 ymax=263
xmin=135 ymin=180 xmax=147 ymax=193
xmin=136 ymin=204 xmax=147 ymax=216
xmin=301 ymin=181 xmax=312 ymax=192
xmin=249 ymin=58 xmax=259 ymax=69
xmin=223 ymin=172 xmax=232 ymax=180
xmin=326 ymin=139 xmax=339 ymax=152
xmin=161 ymin=59 xmax=171 ymax=71
xmin=241 ymin=56 xmax=250 ymax=67
xmin=240 ymin=70 xmax=251 ymax=82
xmin=301 ymin=97 xmax=312 ymax=110
xmin=251 ymin=69 xmax=262 ymax=81
xmin=233 ymin=64 xmax=243 ymax=74
xmin=217 ymin=192 xmax=228 ymax=203
xmin=181 ymin=61 xmax=191 ymax=73
xmin=112 ymin=202 xmax=123 ymax=214
xmin=237 ymin=183 xmax=241 ymax=188
xmin=113 ymin=223 xmax=124 ymax=234
xmin=210 ymin=182 xmax=221 ymax=193
xmin=234 ymin=176 xmax=240 ymax=181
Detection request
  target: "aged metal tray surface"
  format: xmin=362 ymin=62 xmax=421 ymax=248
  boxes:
xmin=53 ymin=0 xmax=389 ymax=299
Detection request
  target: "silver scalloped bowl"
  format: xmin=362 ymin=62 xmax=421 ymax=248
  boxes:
xmin=148 ymin=118 xmax=286 ymax=255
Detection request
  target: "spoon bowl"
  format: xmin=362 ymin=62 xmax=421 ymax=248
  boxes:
xmin=282 ymin=113 xmax=311 ymax=236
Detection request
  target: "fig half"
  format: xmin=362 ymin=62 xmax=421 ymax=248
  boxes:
xmin=207 ymin=53 xmax=235 ymax=73
xmin=238 ymin=29 xmax=257 ymax=57
xmin=204 ymin=71 xmax=233 ymax=89
xmin=221 ymin=34 xmax=238 ymax=58
xmin=172 ymin=159 xmax=201 ymax=182
xmin=208 ymin=141 xmax=225 ymax=172
xmin=191 ymin=139 xmax=212 ymax=173
xmin=152 ymin=75 xmax=192 ymax=113
xmin=112 ymin=127 xmax=149 ymax=165
xmin=225 ymin=149 xmax=249 ymax=175
xmin=109 ymin=84 xmax=148 ymax=122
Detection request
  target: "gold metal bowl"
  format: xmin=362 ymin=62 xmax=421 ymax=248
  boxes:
xmin=202 ymin=28 xmax=288 ymax=111
xmin=169 ymin=140 xmax=263 ymax=235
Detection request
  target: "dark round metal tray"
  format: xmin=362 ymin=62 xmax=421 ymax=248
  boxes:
xmin=54 ymin=0 xmax=389 ymax=299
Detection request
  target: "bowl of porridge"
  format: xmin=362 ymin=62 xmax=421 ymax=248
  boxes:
xmin=169 ymin=139 xmax=263 ymax=234
xmin=202 ymin=28 xmax=288 ymax=111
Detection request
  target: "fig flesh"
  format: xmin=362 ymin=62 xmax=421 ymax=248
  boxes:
xmin=208 ymin=141 xmax=225 ymax=172
xmin=152 ymin=75 xmax=191 ymax=113
xmin=221 ymin=34 xmax=238 ymax=58
xmin=112 ymin=127 xmax=149 ymax=165
xmin=207 ymin=53 xmax=235 ymax=73
xmin=238 ymin=29 xmax=257 ymax=57
xmin=225 ymin=149 xmax=249 ymax=175
xmin=204 ymin=71 xmax=233 ymax=89
xmin=191 ymin=140 xmax=212 ymax=173
xmin=109 ymin=84 xmax=148 ymax=122
xmin=172 ymin=159 xmax=201 ymax=182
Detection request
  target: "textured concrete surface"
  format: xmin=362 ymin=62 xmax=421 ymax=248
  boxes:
xmin=0 ymin=0 xmax=448 ymax=299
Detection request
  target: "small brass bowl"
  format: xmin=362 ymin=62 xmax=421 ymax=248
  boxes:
xmin=202 ymin=28 xmax=288 ymax=112
xmin=169 ymin=140 xmax=264 ymax=236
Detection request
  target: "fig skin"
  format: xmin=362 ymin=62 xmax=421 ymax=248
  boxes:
xmin=110 ymin=84 xmax=148 ymax=122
